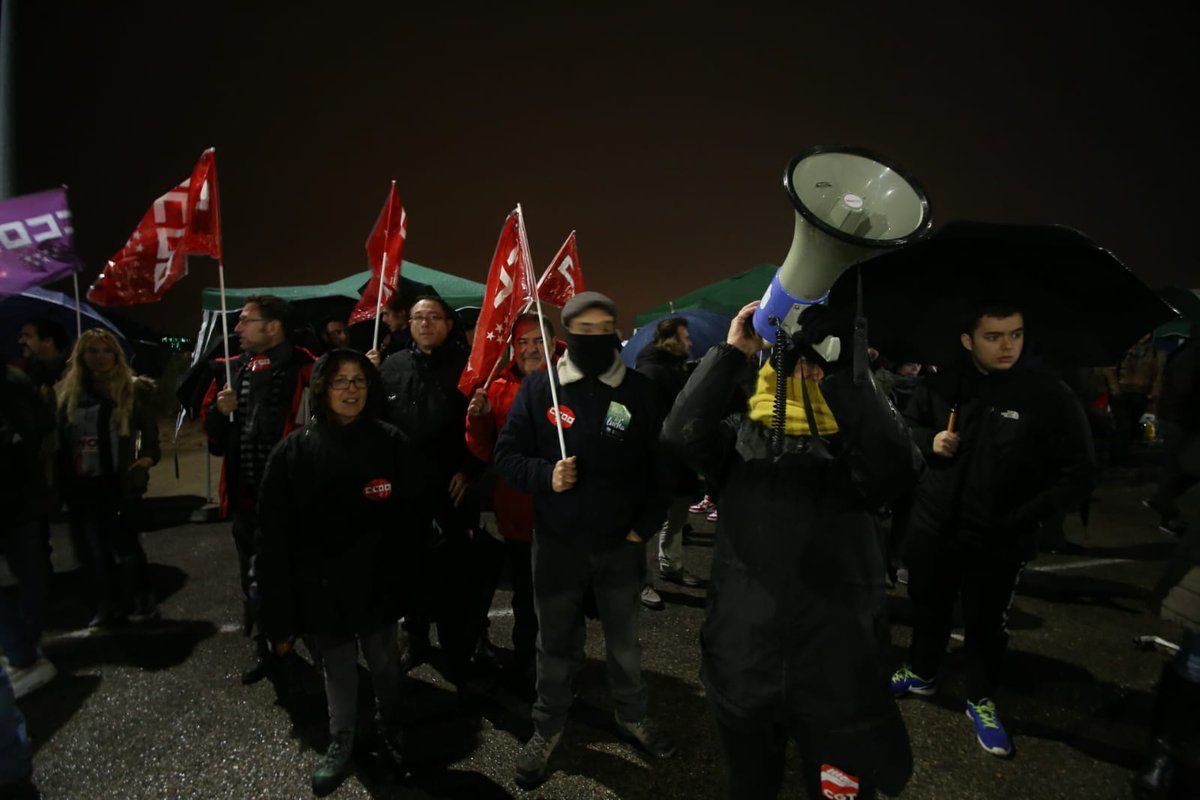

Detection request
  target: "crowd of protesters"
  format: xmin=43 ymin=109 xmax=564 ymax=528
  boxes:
xmin=2 ymin=287 xmax=1199 ymax=799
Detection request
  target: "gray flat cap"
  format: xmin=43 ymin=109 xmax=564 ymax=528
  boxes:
xmin=561 ymin=291 xmax=618 ymax=327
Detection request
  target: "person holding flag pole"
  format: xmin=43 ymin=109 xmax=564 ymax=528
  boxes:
xmin=494 ymin=227 xmax=676 ymax=787
xmin=463 ymin=228 xmax=582 ymax=693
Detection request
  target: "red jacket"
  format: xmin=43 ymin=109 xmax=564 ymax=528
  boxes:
xmin=465 ymin=362 xmax=533 ymax=542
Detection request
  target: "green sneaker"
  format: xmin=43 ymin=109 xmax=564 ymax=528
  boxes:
xmin=890 ymin=666 xmax=936 ymax=697
xmin=311 ymin=730 xmax=354 ymax=796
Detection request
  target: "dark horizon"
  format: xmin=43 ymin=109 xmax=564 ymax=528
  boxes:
xmin=12 ymin=3 xmax=1198 ymax=336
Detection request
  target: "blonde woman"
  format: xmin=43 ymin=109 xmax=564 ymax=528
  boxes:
xmin=57 ymin=329 xmax=160 ymax=627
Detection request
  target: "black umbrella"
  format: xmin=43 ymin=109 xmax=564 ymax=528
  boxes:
xmin=828 ymin=220 xmax=1179 ymax=367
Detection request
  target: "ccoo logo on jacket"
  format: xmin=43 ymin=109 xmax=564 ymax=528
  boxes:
xmin=362 ymin=478 xmax=392 ymax=501
xmin=546 ymin=405 xmax=575 ymax=429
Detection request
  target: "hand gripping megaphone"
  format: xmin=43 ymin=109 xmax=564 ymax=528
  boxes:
xmin=753 ymin=146 xmax=933 ymax=361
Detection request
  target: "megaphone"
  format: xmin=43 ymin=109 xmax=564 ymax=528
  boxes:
xmin=753 ymin=146 xmax=932 ymax=359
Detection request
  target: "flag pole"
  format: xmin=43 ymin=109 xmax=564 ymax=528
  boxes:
xmin=71 ymin=272 xmax=82 ymax=337
xmin=371 ymin=251 xmax=389 ymax=353
xmin=216 ymin=257 xmax=234 ymax=417
xmin=371 ymin=180 xmax=397 ymax=353
xmin=208 ymin=147 xmax=234 ymax=418
xmin=518 ymin=204 xmax=566 ymax=460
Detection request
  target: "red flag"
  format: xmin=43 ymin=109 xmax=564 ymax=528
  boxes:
xmin=348 ymin=182 xmax=408 ymax=325
xmin=458 ymin=210 xmax=535 ymax=395
xmin=537 ymin=230 xmax=584 ymax=308
xmin=88 ymin=149 xmax=221 ymax=306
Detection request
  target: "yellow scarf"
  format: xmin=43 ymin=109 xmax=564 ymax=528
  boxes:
xmin=747 ymin=361 xmax=839 ymax=436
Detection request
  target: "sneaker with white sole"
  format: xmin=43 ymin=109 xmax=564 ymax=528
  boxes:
xmin=966 ymin=698 xmax=1012 ymax=757
xmin=706 ymin=508 xmax=719 ymax=523
xmin=890 ymin=666 xmax=936 ymax=697
xmin=8 ymin=656 xmax=57 ymax=699
xmin=614 ymin=712 xmax=677 ymax=758
xmin=515 ymin=729 xmax=562 ymax=788
xmin=689 ymin=495 xmax=715 ymax=514
xmin=640 ymin=584 xmax=665 ymax=611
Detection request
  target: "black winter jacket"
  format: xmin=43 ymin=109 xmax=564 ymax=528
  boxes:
xmin=255 ymin=417 xmax=415 ymax=641
xmin=662 ymin=343 xmax=922 ymax=795
xmin=903 ymin=365 xmax=1094 ymax=561
xmin=1 ymin=366 xmax=52 ymax=524
xmin=635 ymin=344 xmax=698 ymax=495
xmin=380 ymin=339 xmax=482 ymax=538
xmin=495 ymin=354 xmax=671 ymax=553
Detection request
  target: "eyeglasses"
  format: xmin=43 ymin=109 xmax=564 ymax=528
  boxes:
xmin=410 ymin=314 xmax=445 ymax=325
xmin=330 ymin=376 xmax=368 ymax=389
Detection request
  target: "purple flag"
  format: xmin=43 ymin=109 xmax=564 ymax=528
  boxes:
xmin=0 ymin=188 xmax=83 ymax=297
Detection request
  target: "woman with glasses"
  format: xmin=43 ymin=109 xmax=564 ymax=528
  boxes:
xmin=255 ymin=349 xmax=413 ymax=795
xmin=56 ymin=329 xmax=160 ymax=627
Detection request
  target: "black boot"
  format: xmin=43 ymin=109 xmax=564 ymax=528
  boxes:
xmin=1133 ymin=664 xmax=1200 ymax=798
xmin=240 ymin=638 xmax=272 ymax=685
xmin=1132 ymin=738 xmax=1175 ymax=799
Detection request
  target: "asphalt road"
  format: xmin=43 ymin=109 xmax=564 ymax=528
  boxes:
xmin=13 ymin=461 xmax=1197 ymax=799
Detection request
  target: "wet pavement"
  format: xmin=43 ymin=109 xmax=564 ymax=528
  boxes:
xmin=12 ymin=458 xmax=1198 ymax=799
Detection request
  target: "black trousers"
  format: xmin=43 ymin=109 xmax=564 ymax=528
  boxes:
xmin=1110 ymin=392 xmax=1149 ymax=465
xmin=506 ymin=539 xmax=537 ymax=669
xmin=711 ymin=702 xmax=877 ymax=800
xmin=1152 ymin=421 xmax=1199 ymax=521
xmin=403 ymin=535 xmax=479 ymax=685
xmin=907 ymin=540 xmax=1024 ymax=701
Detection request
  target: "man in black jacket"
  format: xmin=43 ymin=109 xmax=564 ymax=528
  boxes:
xmin=663 ymin=301 xmax=921 ymax=800
xmin=202 ymin=295 xmax=315 ymax=684
xmin=379 ymin=295 xmax=482 ymax=685
xmin=635 ymin=317 xmax=702 ymax=609
xmin=891 ymin=304 xmax=1094 ymax=759
xmin=495 ymin=291 xmax=675 ymax=788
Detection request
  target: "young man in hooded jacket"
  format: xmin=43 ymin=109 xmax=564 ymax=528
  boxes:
xmin=891 ymin=304 xmax=1094 ymax=758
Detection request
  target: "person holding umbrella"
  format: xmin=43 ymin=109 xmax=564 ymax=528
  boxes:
xmin=890 ymin=302 xmax=1095 ymax=757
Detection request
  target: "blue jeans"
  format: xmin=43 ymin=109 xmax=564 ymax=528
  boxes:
xmin=0 ymin=664 xmax=33 ymax=785
xmin=532 ymin=535 xmax=647 ymax=736
xmin=0 ymin=519 xmax=50 ymax=668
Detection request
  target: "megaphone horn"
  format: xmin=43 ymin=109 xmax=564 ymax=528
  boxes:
xmin=753 ymin=145 xmax=933 ymax=352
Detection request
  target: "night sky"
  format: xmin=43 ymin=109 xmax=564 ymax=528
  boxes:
xmin=12 ymin=2 xmax=1198 ymax=336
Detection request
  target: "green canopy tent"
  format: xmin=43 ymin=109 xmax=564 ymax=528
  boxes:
xmin=191 ymin=259 xmax=486 ymax=366
xmin=1155 ymin=287 xmax=1200 ymax=339
xmin=634 ymin=263 xmax=777 ymax=328
xmin=200 ymin=260 xmax=486 ymax=312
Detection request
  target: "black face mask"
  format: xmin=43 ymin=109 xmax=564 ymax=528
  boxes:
xmin=566 ymin=332 xmax=619 ymax=377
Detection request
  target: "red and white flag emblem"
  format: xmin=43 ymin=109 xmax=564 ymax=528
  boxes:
xmin=820 ymin=765 xmax=860 ymax=800
xmin=536 ymin=230 xmax=584 ymax=308
xmin=88 ymin=148 xmax=222 ymax=306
